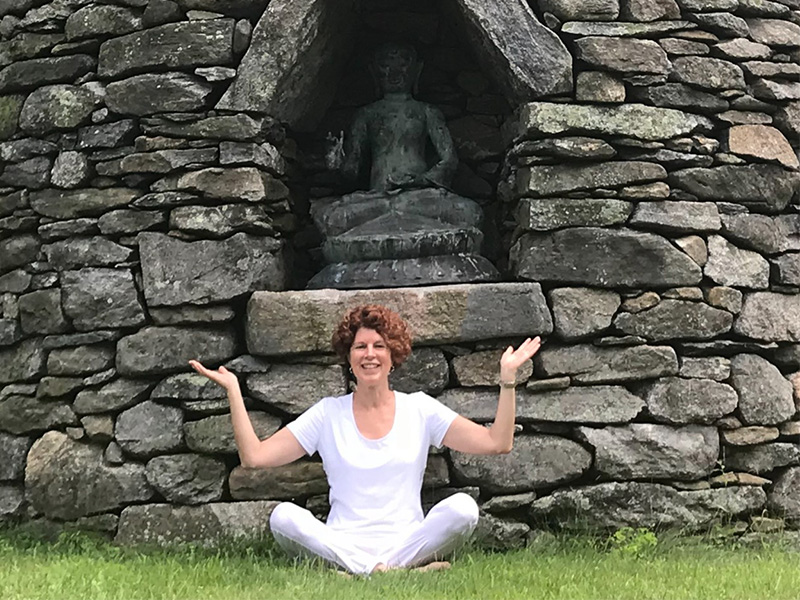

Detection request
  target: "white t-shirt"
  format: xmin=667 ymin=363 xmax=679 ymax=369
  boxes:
xmin=286 ymin=391 xmax=458 ymax=540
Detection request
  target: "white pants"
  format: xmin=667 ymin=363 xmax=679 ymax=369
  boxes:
xmin=269 ymin=492 xmax=480 ymax=575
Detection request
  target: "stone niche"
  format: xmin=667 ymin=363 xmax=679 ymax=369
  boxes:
xmin=219 ymin=0 xmax=573 ymax=288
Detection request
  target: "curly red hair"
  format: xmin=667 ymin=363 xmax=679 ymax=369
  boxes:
xmin=332 ymin=305 xmax=412 ymax=367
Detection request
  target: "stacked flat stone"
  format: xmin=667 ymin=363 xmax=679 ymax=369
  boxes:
xmin=2 ymin=0 xmax=800 ymax=551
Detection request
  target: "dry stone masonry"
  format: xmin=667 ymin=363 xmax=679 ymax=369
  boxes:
xmin=3 ymin=0 xmax=800 ymax=550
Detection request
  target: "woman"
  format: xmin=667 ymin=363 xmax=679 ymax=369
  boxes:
xmin=190 ymin=304 xmax=540 ymax=575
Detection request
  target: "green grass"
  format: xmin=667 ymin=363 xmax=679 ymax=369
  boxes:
xmin=2 ymin=527 xmax=800 ymax=600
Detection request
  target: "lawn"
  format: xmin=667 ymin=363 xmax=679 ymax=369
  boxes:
xmin=1 ymin=527 xmax=799 ymax=600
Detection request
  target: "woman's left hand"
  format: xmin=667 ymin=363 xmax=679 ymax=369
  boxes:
xmin=499 ymin=337 xmax=542 ymax=382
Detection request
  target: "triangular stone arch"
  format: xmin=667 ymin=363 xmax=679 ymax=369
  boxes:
xmin=217 ymin=0 xmax=573 ymax=131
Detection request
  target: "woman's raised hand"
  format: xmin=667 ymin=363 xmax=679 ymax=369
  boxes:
xmin=189 ymin=360 xmax=240 ymax=392
xmin=499 ymin=337 xmax=542 ymax=382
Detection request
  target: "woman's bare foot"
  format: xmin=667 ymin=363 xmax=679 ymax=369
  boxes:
xmin=412 ymin=561 xmax=451 ymax=573
xmin=371 ymin=563 xmax=389 ymax=573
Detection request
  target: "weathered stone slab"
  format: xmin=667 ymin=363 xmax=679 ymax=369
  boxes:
xmin=536 ymin=0 xmax=620 ymax=20
xmin=151 ymin=373 xmax=227 ymax=402
xmin=116 ymin=501 xmax=279 ymax=547
xmin=747 ymin=18 xmax=800 ymax=46
xmin=247 ymin=365 xmax=345 ymax=415
xmin=0 ymin=55 xmax=95 ymax=93
xmin=247 ymin=283 xmax=553 ymax=356
xmin=517 ymin=198 xmax=632 ymax=231
xmin=25 ymin=431 xmax=152 ymax=520
xmin=530 ymin=482 xmax=765 ymax=529
xmin=151 ymin=167 xmax=288 ymax=202
xmin=452 ymin=435 xmax=591 ymax=493
xmin=73 ymin=379 xmax=153 ymax=415
xmin=518 ymin=386 xmax=645 ymax=423
xmin=30 ymin=188 xmax=139 ymax=219
xmin=669 ymin=165 xmax=800 ymax=213
xmin=721 ymin=214 xmax=787 ymax=255
xmin=0 ymin=395 xmax=75 ymax=435
xmin=65 ymin=5 xmax=141 ymax=41
xmin=538 ymin=344 xmax=678 ymax=383
xmin=0 ymin=339 xmax=45 ymax=383
xmin=725 ymin=443 xmax=800 ymax=473
xmin=728 ymin=124 xmax=799 ymax=169
xmin=549 ymin=288 xmax=620 ymax=340
xmin=99 ymin=20 xmax=234 ymax=78
xmin=621 ymin=0 xmax=680 ymax=20
xmin=0 ymin=234 xmax=40 ymax=274
xmin=632 ymin=82 xmax=729 ymax=112
xmin=452 ymin=349 xmax=533 ymax=387
xmin=61 ymin=268 xmax=145 ymax=331
xmin=106 ymin=73 xmax=213 ymax=116
xmin=644 ymin=377 xmax=737 ymax=424
xmin=561 ymin=21 xmax=696 ymax=36
xmin=0 ymin=484 xmax=23 ymax=519
xmin=577 ymin=424 xmax=718 ymax=479
xmin=517 ymin=162 xmax=666 ymax=198
xmin=705 ymin=235 xmax=769 ymax=289
xmin=614 ymin=299 xmax=732 ymax=341
xmin=184 ymin=412 xmax=281 ymax=454
xmin=169 ymin=204 xmax=273 ymax=237
xmin=217 ymin=0 xmax=354 ymax=130
xmin=44 ymin=237 xmax=132 ymax=270
xmin=115 ymin=401 xmax=184 ymax=459
xmin=390 ymin=347 xmax=449 ymax=396
xmin=229 ymin=462 xmax=327 ymax=500
xmin=451 ymin=0 xmax=572 ymax=103
xmin=730 ymin=354 xmax=794 ymax=425
xmin=0 ymin=433 xmax=31 ymax=480
xmin=576 ymin=37 xmax=669 ymax=74
xmin=47 ymin=344 xmax=114 ymax=376
xmin=474 ymin=512 xmax=530 ymax=551
xmin=671 ymin=56 xmax=746 ymax=90
xmin=139 ymin=232 xmax=285 ymax=307
xmin=19 ymin=85 xmax=95 ymax=135
xmin=508 ymin=103 xmax=711 ymax=143
xmin=679 ymin=356 xmax=730 ymax=380
xmin=142 ymin=114 xmax=273 ymax=143
xmin=768 ymin=466 xmax=800 ymax=519
xmin=735 ymin=293 xmax=800 ymax=342
xmin=721 ymin=426 xmax=780 ymax=446
xmin=630 ymin=201 xmax=720 ymax=233
xmin=117 ymin=326 xmax=237 ymax=377
xmin=512 ymin=228 xmax=702 ymax=287
xmin=18 ymin=289 xmax=68 ymax=335
xmin=145 ymin=454 xmax=226 ymax=504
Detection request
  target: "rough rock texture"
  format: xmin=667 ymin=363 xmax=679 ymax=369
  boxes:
xmin=229 ymin=462 xmax=328 ymax=500
xmin=512 ymin=228 xmax=702 ymax=288
xmin=247 ymin=284 xmax=553 ymax=356
xmin=644 ymin=377 xmax=738 ymax=424
xmin=530 ymin=482 xmax=765 ymax=529
xmin=115 ymin=501 xmax=279 ymax=546
xmin=25 ymin=432 xmax=152 ymax=520
xmin=768 ymin=466 xmax=800 ymax=519
xmin=735 ymin=293 xmax=800 ymax=342
xmin=389 ymin=348 xmax=449 ymax=396
xmin=725 ymin=443 xmax=800 ymax=474
xmin=115 ymin=401 xmax=184 ymax=458
xmin=61 ymin=269 xmax=146 ymax=331
xmin=729 ymin=354 xmax=795 ymax=425
xmin=537 ymin=344 xmax=679 ymax=383
xmin=116 ymin=327 xmax=237 ymax=377
xmin=451 ymin=350 xmax=533 ymax=387
xmin=577 ymin=424 xmax=719 ymax=479
xmin=106 ymin=73 xmax=213 ymax=116
xmin=139 ymin=232 xmax=286 ymax=306
xmin=247 ymin=365 xmax=345 ymax=415
xmin=613 ymin=300 xmax=732 ymax=341
xmin=0 ymin=433 xmax=31 ymax=480
xmin=452 ymin=435 xmax=591 ymax=493
xmin=184 ymin=412 xmax=281 ymax=454
xmin=549 ymin=288 xmax=620 ymax=340
xmin=145 ymin=454 xmax=226 ymax=504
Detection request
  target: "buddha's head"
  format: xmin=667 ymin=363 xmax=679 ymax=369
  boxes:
xmin=372 ymin=42 xmax=422 ymax=95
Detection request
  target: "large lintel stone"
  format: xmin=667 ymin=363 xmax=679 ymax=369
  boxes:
xmin=511 ymin=228 xmax=702 ymax=287
xmin=246 ymin=283 xmax=553 ymax=356
xmin=516 ymin=162 xmax=666 ymax=197
xmin=139 ymin=232 xmax=286 ymax=306
xmin=450 ymin=0 xmax=573 ymax=102
xmin=217 ymin=0 xmax=355 ymax=131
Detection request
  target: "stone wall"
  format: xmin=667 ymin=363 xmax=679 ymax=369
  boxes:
xmin=2 ymin=0 xmax=800 ymax=549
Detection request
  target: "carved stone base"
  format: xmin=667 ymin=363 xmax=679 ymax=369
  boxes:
xmin=307 ymin=254 xmax=500 ymax=289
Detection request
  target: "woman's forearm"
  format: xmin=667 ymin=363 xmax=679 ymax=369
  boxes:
xmin=226 ymin=384 xmax=263 ymax=467
xmin=488 ymin=386 xmax=516 ymax=454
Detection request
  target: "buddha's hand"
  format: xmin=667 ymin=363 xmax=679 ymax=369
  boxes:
xmin=325 ymin=131 xmax=345 ymax=171
xmin=499 ymin=337 xmax=542 ymax=383
xmin=189 ymin=360 xmax=240 ymax=393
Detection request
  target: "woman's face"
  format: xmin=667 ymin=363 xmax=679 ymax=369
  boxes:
xmin=349 ymin=327 xmax=393 ymax=385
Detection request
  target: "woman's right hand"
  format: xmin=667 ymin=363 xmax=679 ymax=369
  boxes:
xmin=189 ymin=360 xmax=240 ymax=392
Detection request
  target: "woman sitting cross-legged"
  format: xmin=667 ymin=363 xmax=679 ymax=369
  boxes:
xmin=190 ymin=304 xmax=540 ymax=575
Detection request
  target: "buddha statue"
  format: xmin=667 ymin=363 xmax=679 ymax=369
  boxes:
xmin=307 ymin=42 xmax=499 ymax=289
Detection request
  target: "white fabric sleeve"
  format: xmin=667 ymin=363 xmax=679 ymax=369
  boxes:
xmin=418 ymin=392 xmax=459 ymax=448
xmin=285 ymin=398 xmax=326 ymax=456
